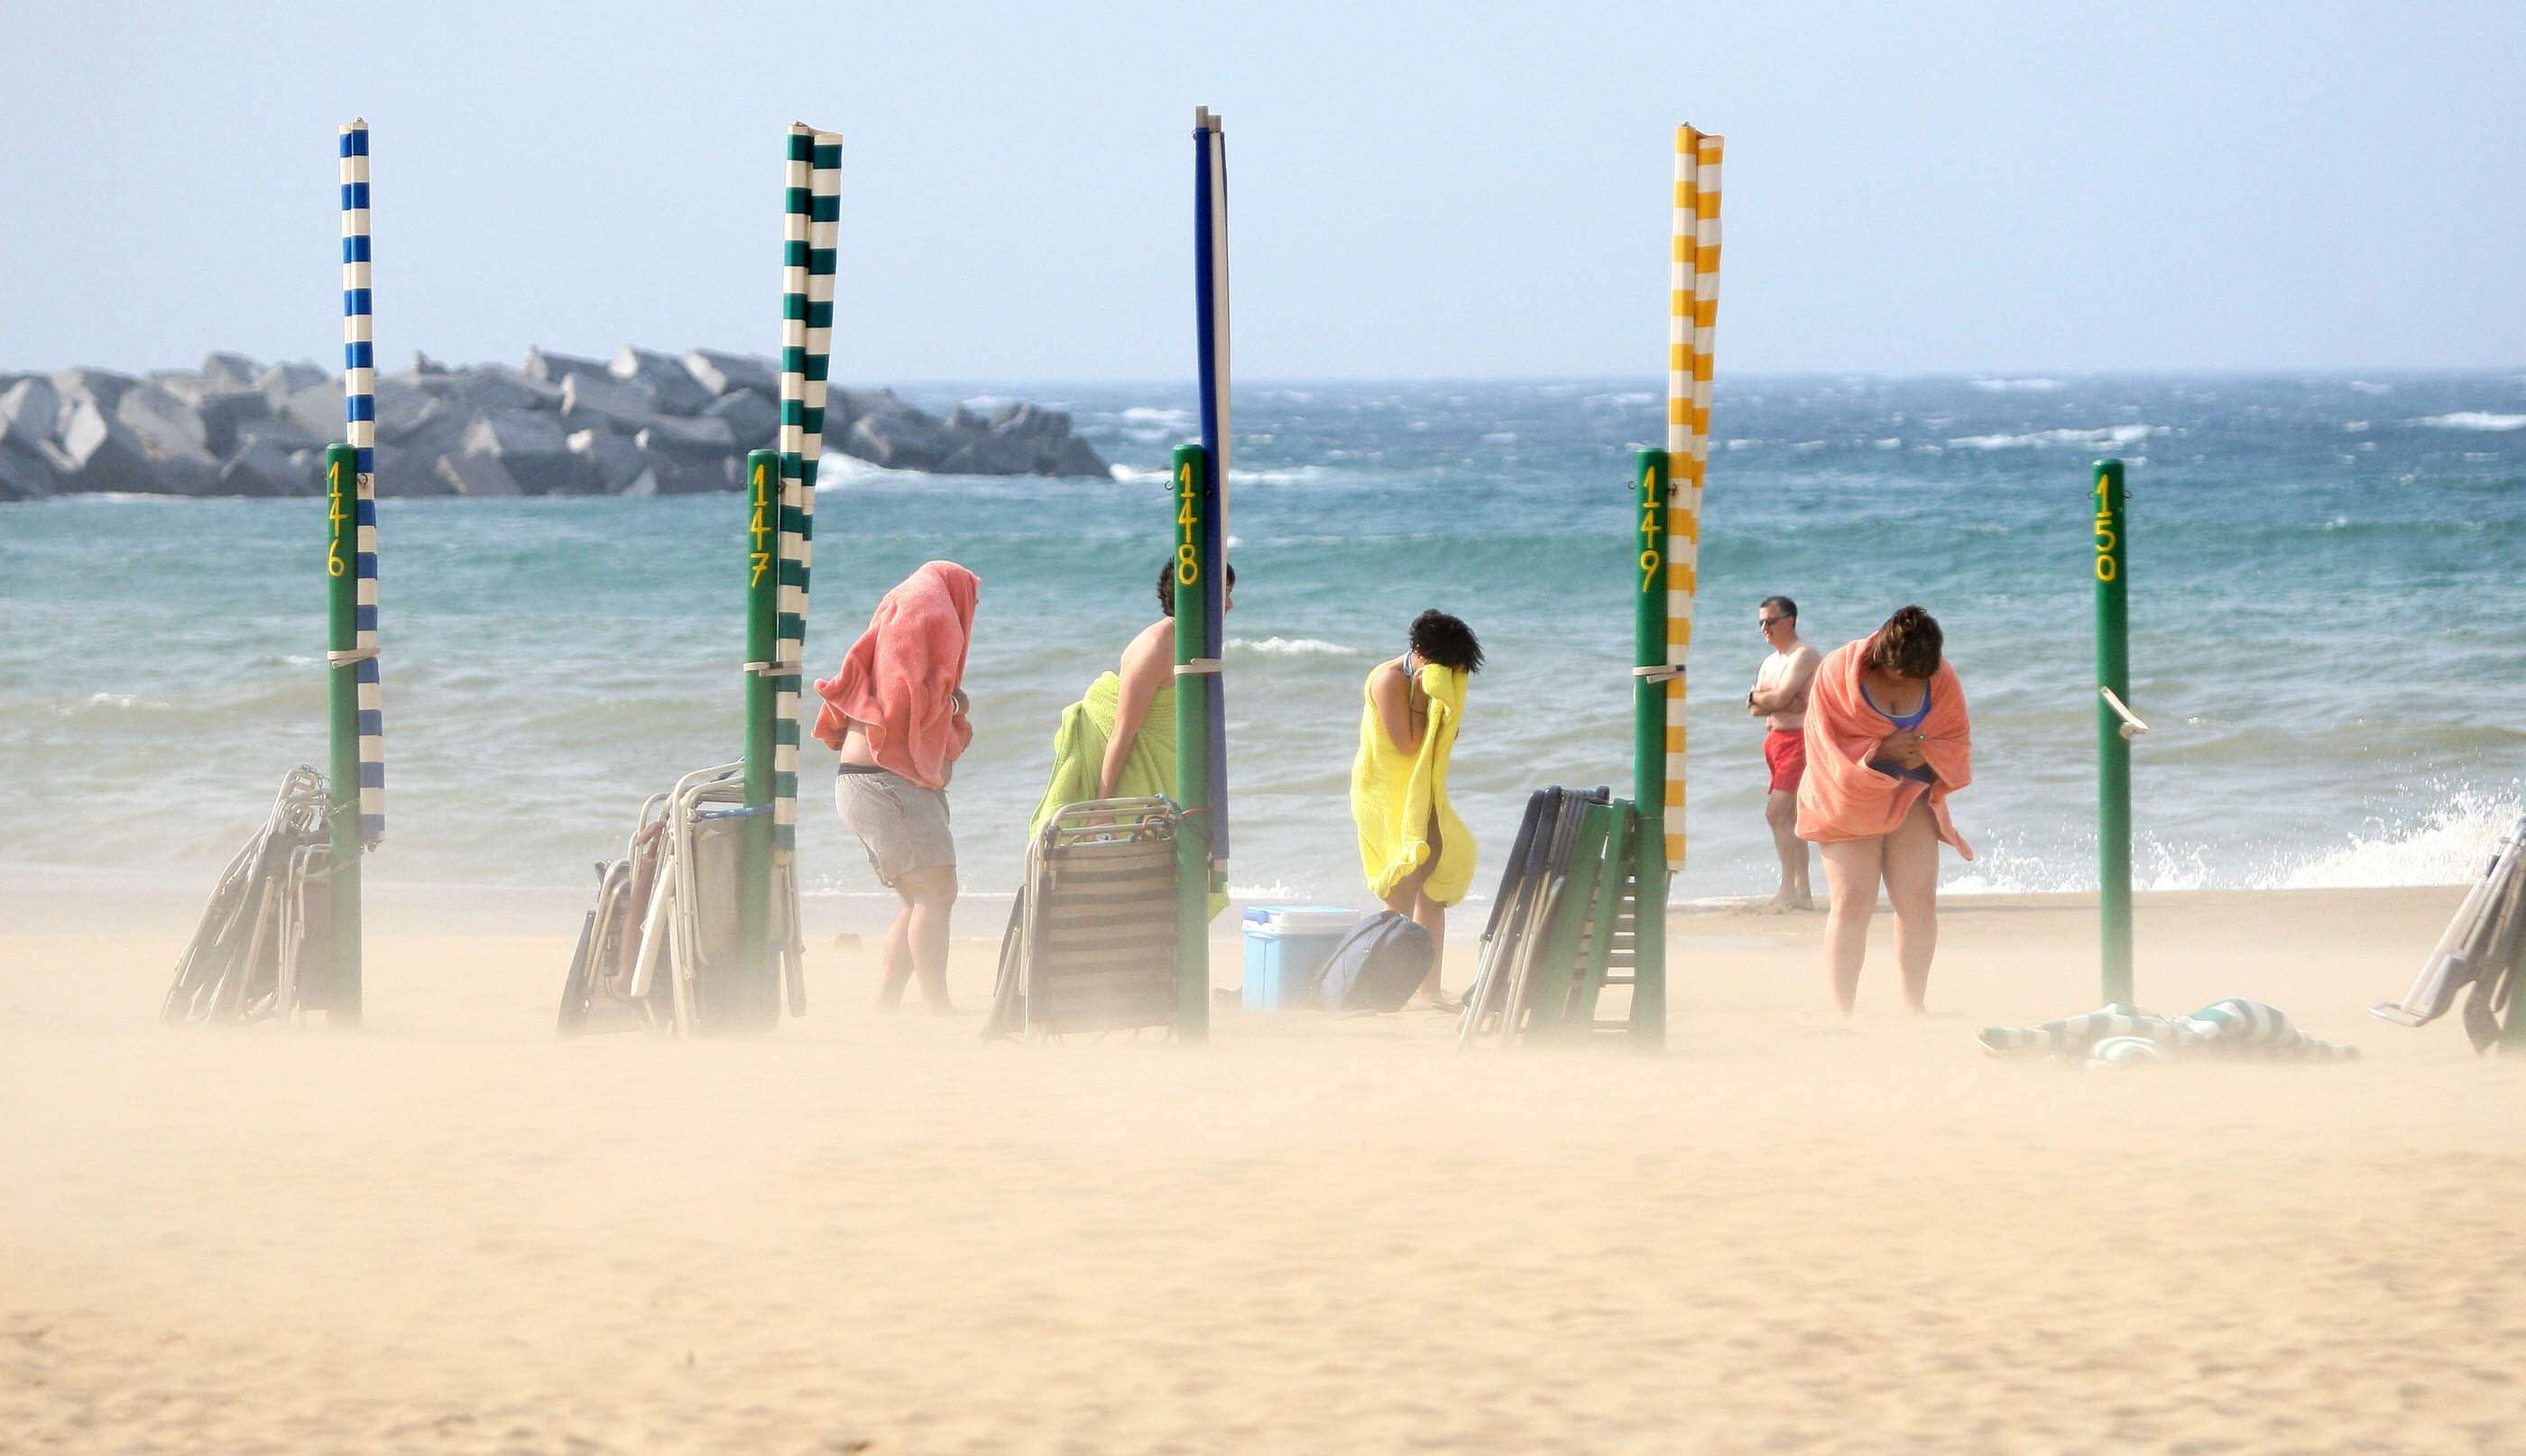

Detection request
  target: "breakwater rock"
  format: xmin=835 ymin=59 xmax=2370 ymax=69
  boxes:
xmin=0 ymin=347 xmax=1110 ymax=501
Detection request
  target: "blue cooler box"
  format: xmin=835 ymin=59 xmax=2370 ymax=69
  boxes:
xmin=1241 ymin=905 xmax=1358 ymax=1010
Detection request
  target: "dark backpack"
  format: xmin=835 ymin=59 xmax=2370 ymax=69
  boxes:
xmin=1314 ymin=911 xmax=1434 ymax=1013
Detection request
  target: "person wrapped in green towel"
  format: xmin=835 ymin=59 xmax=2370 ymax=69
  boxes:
xmin=1029 ymin=559 xmax=1237 ymax=851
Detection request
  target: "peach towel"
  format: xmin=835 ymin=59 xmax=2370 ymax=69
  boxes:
xmin=1794 ymin=637 xmax=1974 ymax=857
xmin=812 ymin=561 xmax=980 ymax=790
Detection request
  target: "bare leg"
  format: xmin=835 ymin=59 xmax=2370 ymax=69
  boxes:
xmin=1409 ymin=892 xmax=1448 ymax=1002
xmin=1765 ymin=790 xmax=1812 ymax=910
xmin=1380 ymin=815 xmax=1449 ymax=1003
xmin=1818 ymin=835 xmax=1884 ymax=1017
xmin=896 ymin=864 xmax=959 ymax=1013
xmin=874 ymin=890 xmax=916 ymax=1011
xmin=1879 ymin=797 xmax=1941 ymax=1013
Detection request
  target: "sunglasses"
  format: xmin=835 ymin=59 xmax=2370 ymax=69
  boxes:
xmin=1756 ymin=616 xmax=1788 ymax=629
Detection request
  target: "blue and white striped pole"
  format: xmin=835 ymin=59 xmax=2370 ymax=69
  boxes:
xmin=1192 ymin=107 xmax=1231 ymax=878
xmin=337 ymin=120 xmax=385 ymax=848
xmin=326 ymin=118 xmax=384 ymax=1023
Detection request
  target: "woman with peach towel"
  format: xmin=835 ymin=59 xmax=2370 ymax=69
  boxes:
xmin=1795 ymin=605 xmax=1973 ymax=1016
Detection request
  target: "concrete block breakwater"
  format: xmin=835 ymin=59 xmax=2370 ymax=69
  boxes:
xmin=0 ymin=346 xmax=1110 ymax=501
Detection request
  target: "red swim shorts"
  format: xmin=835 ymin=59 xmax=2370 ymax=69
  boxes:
xmin=1764 ymin=728 xmax=1807 ymax=794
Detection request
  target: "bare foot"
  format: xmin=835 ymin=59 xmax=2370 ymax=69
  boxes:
xmin=1760 ymin=893 xmax=1812 ymax=916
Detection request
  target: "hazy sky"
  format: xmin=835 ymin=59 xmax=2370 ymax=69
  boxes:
xmin=2 ymin=0 xmax=2518 ymax=381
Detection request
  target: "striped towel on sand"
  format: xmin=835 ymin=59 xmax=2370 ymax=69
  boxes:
xmin=1978 ymin=998 xmax=2359 ymax=1070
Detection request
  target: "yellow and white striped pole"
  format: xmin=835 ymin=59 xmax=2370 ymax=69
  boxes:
xmin=1664 ymin=127 xmax=1723 ymax=868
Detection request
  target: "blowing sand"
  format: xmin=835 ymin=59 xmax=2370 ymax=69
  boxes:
xmin=5 ymin=880 xmax=2521 ymax=1454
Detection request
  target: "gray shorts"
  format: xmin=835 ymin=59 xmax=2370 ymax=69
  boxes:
xmin=834 ymin=766 xmax=955 ymax=888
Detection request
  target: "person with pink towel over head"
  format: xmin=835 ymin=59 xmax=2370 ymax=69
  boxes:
xmin=813 ymin=560 xmax=980 ymax=1012
xmin=1795 ymin=604 xmax=1973 ymax=1017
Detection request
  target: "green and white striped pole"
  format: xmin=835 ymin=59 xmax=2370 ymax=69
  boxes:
xmin=2094 ymin=458 xmax=2134 ymax=1006
xmin=1171 ymin=443 xmax=1214 ymax=1041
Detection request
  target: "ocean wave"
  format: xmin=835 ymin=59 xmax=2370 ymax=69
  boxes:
xmin=1227 ymin=636 xmax=1360 ymax=657
xmin=2265 ymin=787 xmax=2522 ymax=889
xmin=2413 ymin=411 xmax=2526 ymax=432
xmin=54 ymin=692 xmax=178 ymax=716
xmin=1110 ymin=464 xmax=1167 ymax=483
xmin=1228 ymin=465 xmax=1328 ymax=484
xmin=1943 ymin=785 xmax=2521 ymax=895
xmin=1117 ymin=406 xmax=1194 ymax=426
xmin=1946 ymin=424 xmax=2166 ymax=450
xmin=1969 ymin=378 xmax=2064 ymax=392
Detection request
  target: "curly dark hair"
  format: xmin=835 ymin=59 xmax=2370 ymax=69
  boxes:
xmin=1157 ymin=558 xmax=1237 ymax=617
xmin=1409 ymin=610 xmax=1485 ymax=673
xmin=1866 ymin=604 xmax=1943 ymax=679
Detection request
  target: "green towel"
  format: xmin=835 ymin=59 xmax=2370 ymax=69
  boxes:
xmin=1030 ymin=672 xmax=1179 ymax=837
xmin=1029 ymin=672 xmax=1223 ymax=917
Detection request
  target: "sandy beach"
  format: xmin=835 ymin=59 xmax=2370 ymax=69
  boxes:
xmin=5 ymin=880 xmax=2520 ymax=1454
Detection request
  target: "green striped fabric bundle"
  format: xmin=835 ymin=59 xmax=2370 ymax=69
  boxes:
xmin=1978 ymin=998 xmax=2358 ymax=1069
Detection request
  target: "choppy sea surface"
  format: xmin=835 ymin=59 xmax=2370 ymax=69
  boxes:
xmin=5 ymin=373 xmax=2521 ymax=914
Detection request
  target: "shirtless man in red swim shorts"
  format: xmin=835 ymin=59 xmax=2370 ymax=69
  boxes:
xmin=1747 ymin=594 xmax=1822 ymax=912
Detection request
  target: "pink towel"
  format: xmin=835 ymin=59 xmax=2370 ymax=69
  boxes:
xmin=812 ymin=561 xmax=980 ymax=790
xmin=1794 ymin=636 xmax=1974 ymax=857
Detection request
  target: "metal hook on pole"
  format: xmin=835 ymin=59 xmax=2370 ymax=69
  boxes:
xmin=2099 ymin=686 xmax=2149 ymax=741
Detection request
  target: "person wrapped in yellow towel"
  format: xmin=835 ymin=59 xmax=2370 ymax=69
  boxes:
xmin=1029 ymin=562 xmax=1236 ymax=919
xmin=1352 ymin=610 xmax=1484 ymax=1006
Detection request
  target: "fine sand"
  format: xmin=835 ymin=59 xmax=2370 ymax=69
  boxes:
xmin=5 ymin=879 xmax=2522 ymax=1455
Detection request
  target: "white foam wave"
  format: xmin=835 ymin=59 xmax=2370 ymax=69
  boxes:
xmin=1110 ymin=464 xmax=1166 ymax=483
xmin=1228 ymin=465 xmax=1328 ymax=484
xmin=57 ymin=692 xmax=176 ymax=716
xmin=1481 ymin=431 xmax=1518 ymax=444
xmin=2266 ymin=788 xmax=2521 ymax=889
xmin=1118 ymin=406 xmax=1194 ymax=426
xmin=2412 ymin=411 xmax=2526 ymax=432
xmin=1969 ymin=377 xmax=2064 ymax=392
xmin=1946 ymin=424 xmax=2166 ymax=451
xmin=1227 ymin=636 xmax=1360 ymax=658
xmin=1943 ymin=787 xmax=2521 ymax=894
xmin=1228 ymin=881 xmax=1317 ymax=901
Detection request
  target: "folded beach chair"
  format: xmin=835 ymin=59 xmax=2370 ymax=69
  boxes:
xmin=1458 ymin=785 xmax=1651 ymax=1046
xmin=984 ymin=797 xmax=1187 ymax=1040
xmin=2370 ymin=808 xmax=2526 ymax=1052
xmin=162 ymin=767 xmax=338 ymax=1025
xmin=557 ymin=763 xmax=804 ymax=1037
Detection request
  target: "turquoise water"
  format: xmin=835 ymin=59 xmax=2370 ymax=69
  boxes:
xmin=4 ymin=373 xmax=2521 ymax=908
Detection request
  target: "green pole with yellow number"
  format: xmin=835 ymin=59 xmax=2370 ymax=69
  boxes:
xmin=1631 ymin=447 xmax=1670 ymax=1047
xmin=1171 ymin=443 xmax=1214 ymax=1040
xmin=2094 ymin=458 xmax=2134 ymax=1006
xmin=737 ymin=448 xmax=779 ymax=1022
xmin=323 ymin=444 xmax=364 ymax=1022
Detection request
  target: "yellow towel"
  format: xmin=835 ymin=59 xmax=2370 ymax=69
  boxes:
xmin=1028 ymin=672 xmax=1176 ymax=840
xmin=1351 ymin=661 xmax=1475 ymax=905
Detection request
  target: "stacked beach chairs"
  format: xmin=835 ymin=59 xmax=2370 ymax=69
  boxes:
xmin=1458 ymin=787 xmax=1657 ymax=1046
xmin=985 ymin=797 xmax=1191 ymax=1040
xmin=161 ymin=769 xmax=339 ymax=1024
xmin=556 ymin=765 xmax=805 ymax=1037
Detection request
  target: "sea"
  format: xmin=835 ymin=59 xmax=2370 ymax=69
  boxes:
xmin=5 ymin=373 xmax=2521 ymax=922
